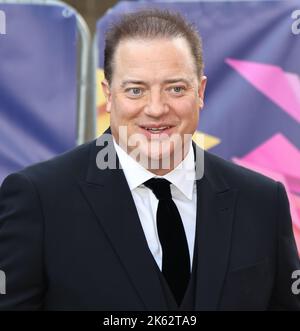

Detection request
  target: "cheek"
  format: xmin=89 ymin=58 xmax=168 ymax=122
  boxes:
xmin=113 ymin=98 xmax=143 ymax=120
xmin=170 ymin=98 xmax=199 ymax=122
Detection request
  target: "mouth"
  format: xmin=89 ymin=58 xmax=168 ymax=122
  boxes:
xmin=140 ymin=125 xmax=172 ymax=133
xmin=138 ymin=125 xmax=175 ymax=138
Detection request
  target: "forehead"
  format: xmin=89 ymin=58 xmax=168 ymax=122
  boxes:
xmin=112 ymin=37 xmax=197 ymax=83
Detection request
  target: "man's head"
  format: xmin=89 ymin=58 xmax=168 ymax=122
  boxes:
xmin=102 ymin=9 xmax=207 ymax=175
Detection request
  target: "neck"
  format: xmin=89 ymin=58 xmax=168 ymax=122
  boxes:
xmin=146 ymin=143 xmax=191 ymax=176
xmin=112 ymin=133 xmax=192 ymax=176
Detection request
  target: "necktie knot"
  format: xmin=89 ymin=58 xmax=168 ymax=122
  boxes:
xmin=144 ymin=178 xmax=172 ymax=200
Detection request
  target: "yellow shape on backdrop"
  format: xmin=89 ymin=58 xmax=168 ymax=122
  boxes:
xmin=192 ymin=131 xmax=221 ymax=150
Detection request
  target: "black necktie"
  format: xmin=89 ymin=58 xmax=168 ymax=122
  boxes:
xmin=144 ymin=178 xmax=190 ymax=305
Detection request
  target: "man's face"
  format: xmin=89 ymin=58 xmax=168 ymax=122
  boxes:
xmin=102 ymin=37 xmax=207 ymax=174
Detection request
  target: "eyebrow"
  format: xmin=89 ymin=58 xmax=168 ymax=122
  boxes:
xmin=121 ymin=80 xmax=146 ymax=88
xmin=120 ymin=78 xmax=192 ymax=88
xmin=163 ymin=78 xmax=192 ymax=85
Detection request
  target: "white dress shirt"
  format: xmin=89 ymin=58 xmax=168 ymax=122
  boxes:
xmin=113 ymin=138 xmax=197 ymax=271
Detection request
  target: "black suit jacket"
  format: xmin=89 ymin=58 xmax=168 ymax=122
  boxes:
xmin=0 ymin=130 xmax=299 ymax=310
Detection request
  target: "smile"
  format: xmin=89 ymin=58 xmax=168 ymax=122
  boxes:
xmin=138 ymin=125 xmax=176 ymax=139
xmin=141 ymin=126 xmax=171 ymax=133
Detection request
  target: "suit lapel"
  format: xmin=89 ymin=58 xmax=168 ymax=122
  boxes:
xmin=193 ymin=145 xmax=238 ymax=310
xmin=78 ymin=132 xmax=167 ymax=310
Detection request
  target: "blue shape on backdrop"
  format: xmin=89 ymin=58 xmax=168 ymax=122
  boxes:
xmin=0 ymin=4 xmax=77 ymax=184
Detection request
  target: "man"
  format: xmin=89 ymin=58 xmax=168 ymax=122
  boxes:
xmin=0 ymin=9 xmax=299 ymax=311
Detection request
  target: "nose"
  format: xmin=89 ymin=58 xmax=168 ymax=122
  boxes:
xmin=144 ymin=90 xmax=169 ymax=117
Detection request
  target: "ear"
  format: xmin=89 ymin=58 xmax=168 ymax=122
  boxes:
xmin=101 ymin=79 xmax=112 ymax=113
xmin=197 ymin=75 xmax=207 ymax=109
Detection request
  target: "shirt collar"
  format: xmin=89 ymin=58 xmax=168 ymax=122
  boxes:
xmin=113 ymin=137 xmax=195 ymax=200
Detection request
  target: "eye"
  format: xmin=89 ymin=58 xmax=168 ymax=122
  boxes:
xmin=125 ymin=87 xmax=143 ymax=97
xmin=169 ymin=86 xmax=186 ymax=95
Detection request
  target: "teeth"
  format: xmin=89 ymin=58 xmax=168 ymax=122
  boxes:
xmin=144 ymin=126 xmax=170 ymax=131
